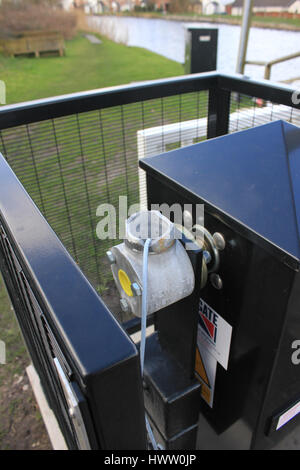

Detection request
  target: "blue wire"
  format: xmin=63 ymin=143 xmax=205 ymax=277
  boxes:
xmin=140 ymin=238 xmax=151 ymax=376
xmin=140 ymin=238 xmax=159 ymax=450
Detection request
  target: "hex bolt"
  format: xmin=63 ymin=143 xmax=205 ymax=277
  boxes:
xmin=106 ymin=250 xmax=116 ymax=265
xmin=210 ymin=273 xmax=223 ymax=290
xmin=120 ymin=298 xmax=130 ymax=313
xmin=131 ymin=282 xmax=142 ymax=296
xmin=212 ymin=232 xmax=226 ymax=251
xmin=203 ymin=250 xmax=212 ymax=265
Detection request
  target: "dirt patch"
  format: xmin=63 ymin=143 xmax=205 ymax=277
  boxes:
xmin=101 ymin=279 xmax=133 ymax=323
xmin=0 ymin=267 xmax=134 ymax=450
xmin=0 ymin=277 xmax=51 ymax=450
xmin=0 ymin=368 xmax=51 ymax=450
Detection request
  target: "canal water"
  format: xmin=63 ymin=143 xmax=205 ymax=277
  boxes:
xmin=89 ymin=15 xmax=300 ymax=83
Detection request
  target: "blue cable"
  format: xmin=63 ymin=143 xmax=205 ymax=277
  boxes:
xmin=140 ymin=238 xmax=159 ymax=451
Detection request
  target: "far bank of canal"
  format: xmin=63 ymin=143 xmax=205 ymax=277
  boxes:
xmin=89 ymin=15 xmax=300 ymax=82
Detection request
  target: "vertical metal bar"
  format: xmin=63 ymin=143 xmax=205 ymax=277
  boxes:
xmin=98 ymin=109 xmax=110 ymax=204
xmin=161 ymin=97 xmax=165 ymax=151
xmin=179 ymin=94 xmax=182 ymax=146
xmin=25 ymin=123 xmax=47 ymax=216
xmin=51 ymin=119 xmax=78 ymax=264
xmin=252 ymin=98 xmax=257 ymax=127
xmin=207 ymin=88 xmax=231 ymax=139
xmin=196 ymin=91 xmax=201 ymax=142
xmin=0 ymin=130 xmax=8 ymax=160
xmin=75 ymin=114 xmax=101 ymax=286
xmin=120 ymin=105 xmax=130 ymax=202
xmin=264 ymin=63 xmax=271 ymax=81
xmin=236 ymin=0 xmax=253 ymax=75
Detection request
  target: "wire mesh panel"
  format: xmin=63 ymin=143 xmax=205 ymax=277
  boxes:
xmin=229 ymin=93 xmax=300 ymax=134
xmin=1 ymin=73 xmax=299 ymax=322
xmin=0 ymin=90 xmax=208 ymax=319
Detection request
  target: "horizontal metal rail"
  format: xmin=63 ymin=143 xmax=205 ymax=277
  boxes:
xmin=0 ymin=72 xmax=217 ymax=129
xmin=245 ymin=51 xmax=300 ymax=80
xmin=0 ymin=72 xmax=299 ymax=130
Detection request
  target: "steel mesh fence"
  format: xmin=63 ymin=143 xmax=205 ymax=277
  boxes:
xmin=0 ymin=90 xmax=209 ymax=313
xmin=229 ymin=93 xmax=300 ymax=133
xmin=0 ymin=74 xmax=299 ymax=320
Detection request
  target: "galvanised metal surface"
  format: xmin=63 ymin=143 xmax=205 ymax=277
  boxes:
xmin=140 ymin=121 xmax=300 ymax=449
xmin=0 ymin=152 xmax=147 ymax=450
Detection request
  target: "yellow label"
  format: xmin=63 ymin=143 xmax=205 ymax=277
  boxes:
xmin=195 ymin=347 xmax=210 ymax=387
xmin=118 ymin=269 xmax=133 ymax=297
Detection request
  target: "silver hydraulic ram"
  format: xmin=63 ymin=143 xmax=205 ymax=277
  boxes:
xmin=106 ymin=210 xmax=195 ymax=318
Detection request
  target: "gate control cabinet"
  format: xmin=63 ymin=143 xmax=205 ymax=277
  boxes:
xmin=184 ymin=26 xmax=218 ymax=74
xmin=139 ymin=120 xmax=300 ymax=450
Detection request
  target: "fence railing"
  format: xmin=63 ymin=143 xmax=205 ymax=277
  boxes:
xmin=0 ymin=72 xmax=299 ymax=318
xmin=0 ymin=71 xmax=300 ymax=448
xmin=245 ymin=51 xmax=300 ymax=81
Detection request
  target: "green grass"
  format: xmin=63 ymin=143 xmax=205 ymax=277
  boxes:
xmin=0 ymin=33 xmax=183 ymax=105
xmin=202 ymin=13 xmax=300 ymax=27
xmin=0 ymin=276 xmax=28 ymax=378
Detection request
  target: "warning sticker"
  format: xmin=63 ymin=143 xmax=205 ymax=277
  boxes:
xmin=197 ymin=298 xmax=232 ymax=370
xmin=276 ymin=400 xmax=300 ymax=430
xmin=195 ymin=341 xmax=217 ymax=408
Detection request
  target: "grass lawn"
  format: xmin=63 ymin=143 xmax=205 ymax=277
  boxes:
xmin=0 ymin=33 xmax=183 ymax=104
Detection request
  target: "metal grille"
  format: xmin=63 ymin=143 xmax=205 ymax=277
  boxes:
xmin=0 ymin=223 xmax=78 ymax=449
xmin=0 ymin=73 xmax=299 ymax=320
xmin=0 ymin=91 xmax=208 ymax=302
xmin=229 ymin=93 xmax=300 ymax=133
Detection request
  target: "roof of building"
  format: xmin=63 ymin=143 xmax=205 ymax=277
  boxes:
xmin=232 ymin=0 xmax=296 ymax=7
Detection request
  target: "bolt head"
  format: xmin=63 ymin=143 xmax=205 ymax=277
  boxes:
xmin=210 ymin=273 xmax=223 ymax=290
xmin=106 ymin=250 xmax=116 ymax=264
xmin=120 ymin=298 xmax=130 ymax=313
xmin=203 ymin=250 xmax=212 ymax=265
xmin=212 ymin=232 xmax=226 ymax=251
xmin=131 ymin=282 xmax=142 ymax=296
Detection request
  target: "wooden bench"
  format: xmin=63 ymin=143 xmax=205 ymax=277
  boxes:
xmin=1 ymin=31 xmax=65 ymax=58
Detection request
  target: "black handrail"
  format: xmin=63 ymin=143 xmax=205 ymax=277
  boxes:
xmin=0 ymin=152 xmax=147 ymax=449
xmin=0 ymin=72 xmax=299 ymax=130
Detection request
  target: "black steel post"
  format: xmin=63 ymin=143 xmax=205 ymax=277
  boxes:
xmin=207 ymin=86 xmax=231 ymax=139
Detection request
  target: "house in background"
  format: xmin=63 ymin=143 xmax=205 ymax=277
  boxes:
xmin=231 ymin=0 xmax=300 ymax=16
xmin=201 ymin=0 xmax=236 ymax=14
xmin=202 ymin=0 xmax=226 ymax=14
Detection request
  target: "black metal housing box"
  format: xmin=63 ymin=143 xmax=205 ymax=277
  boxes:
xmin=142 ymin=333 xmax=201 ymax=440
xmin=140 ymin=120 xmax=300 ymax=450
xmin=184 ymin=27 xmax=218 ymax=74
